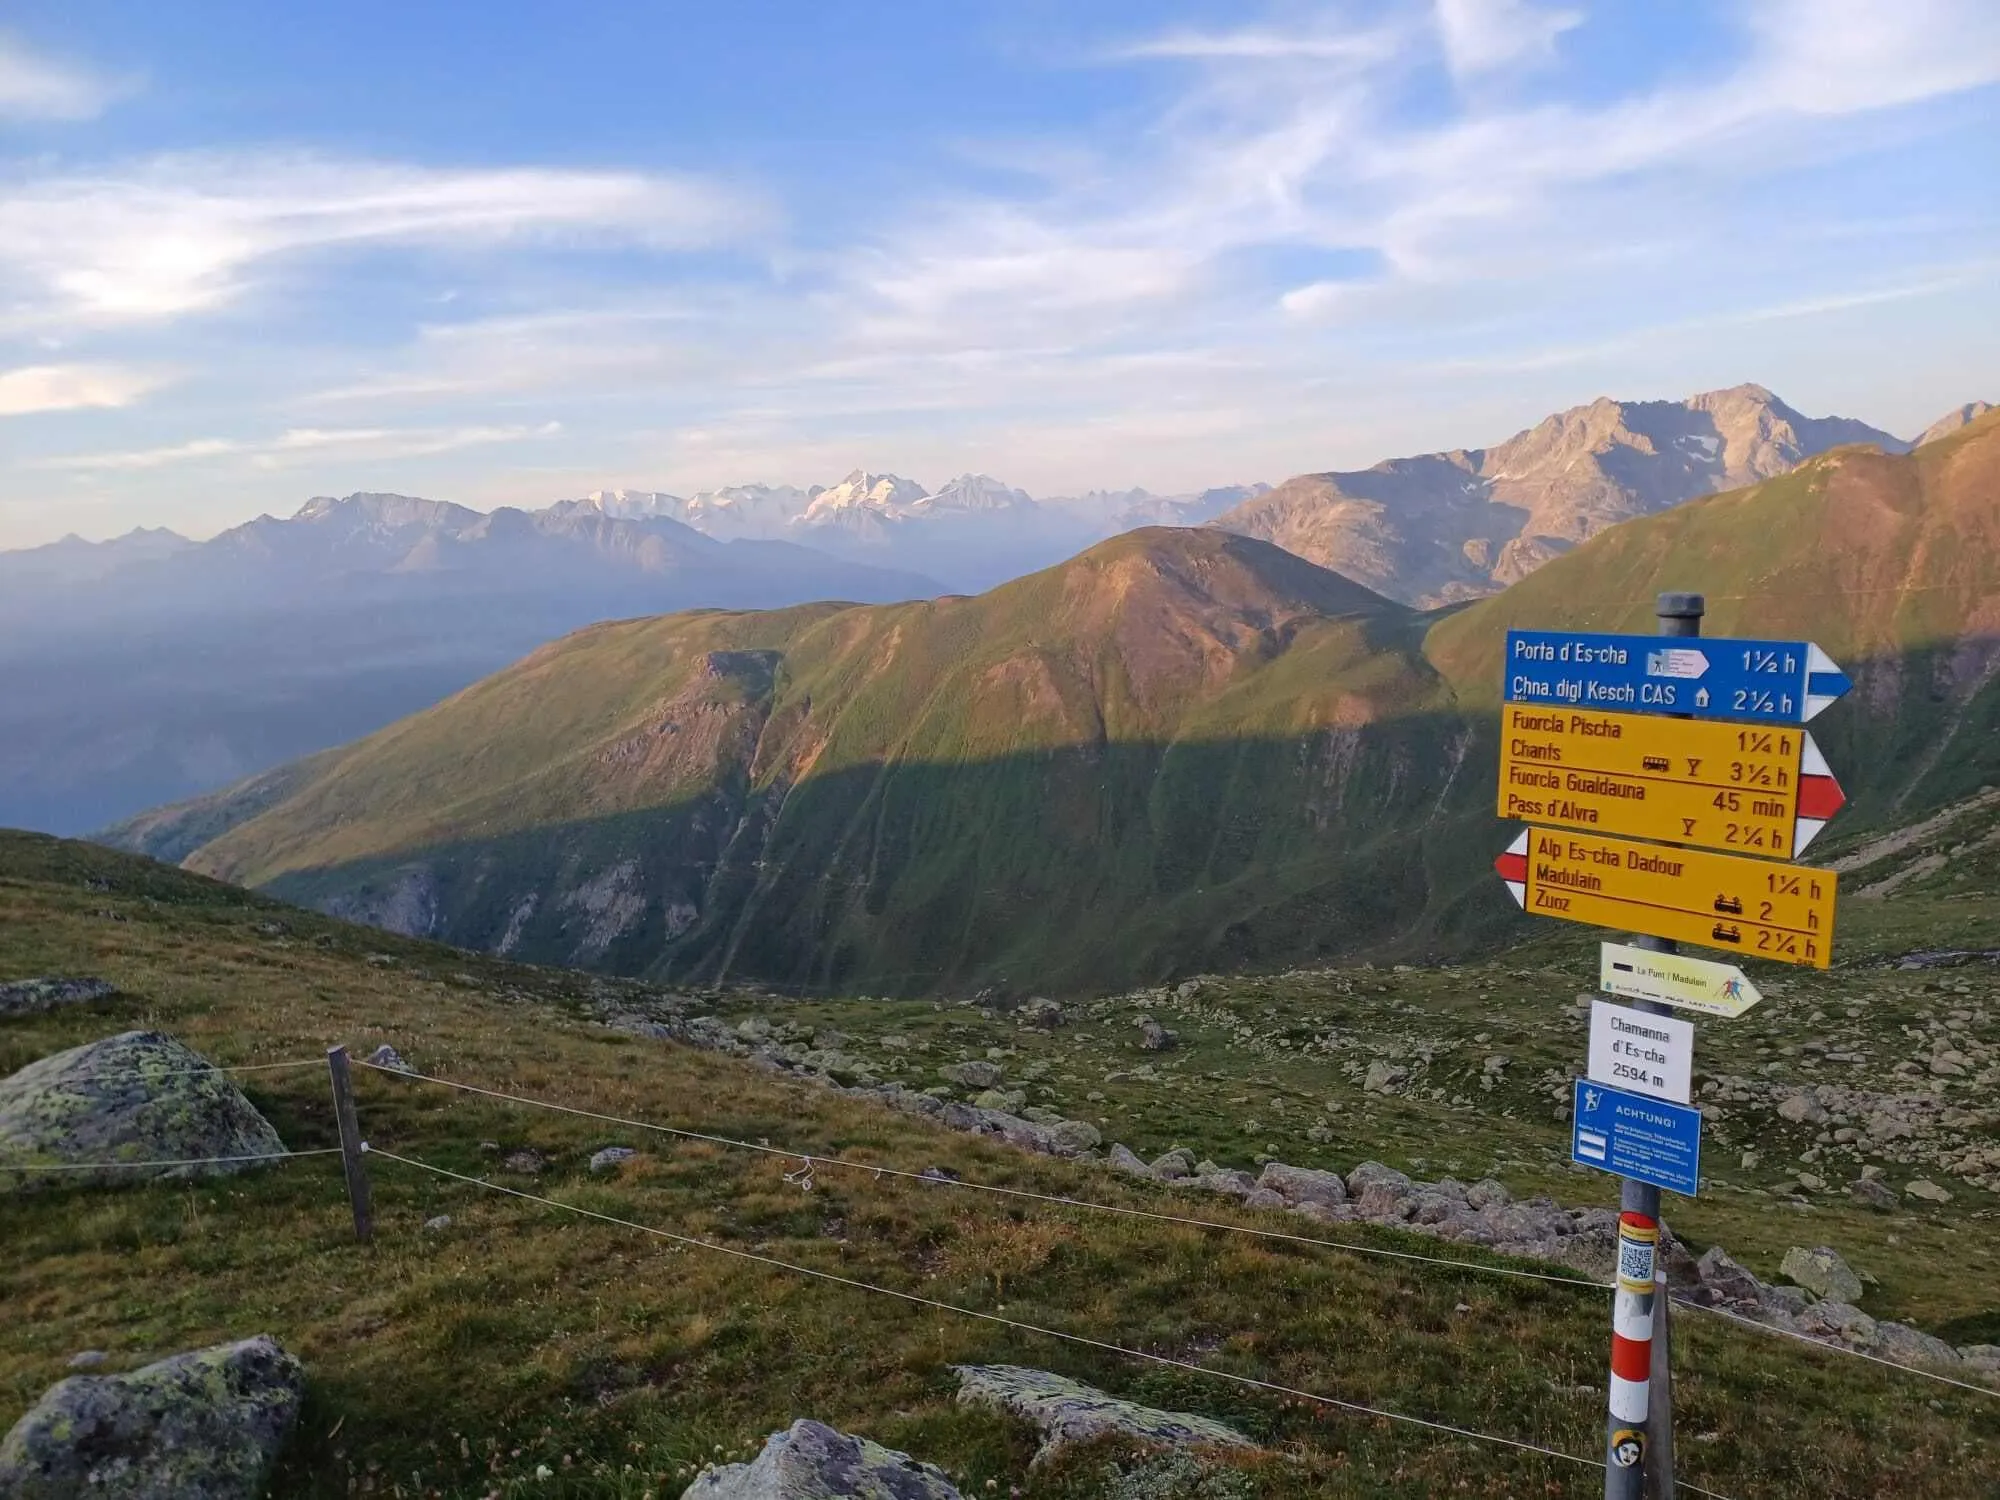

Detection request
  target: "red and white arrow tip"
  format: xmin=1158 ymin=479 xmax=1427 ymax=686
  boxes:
xmin=1793 ymin=733 xmax=1846 ymax=856
xmin=1495 ymin=830 xmax=1528 ymax=907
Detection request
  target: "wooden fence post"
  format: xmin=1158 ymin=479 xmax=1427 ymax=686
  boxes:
xmin=326 ymin=1045 xmax=373 ymax=1244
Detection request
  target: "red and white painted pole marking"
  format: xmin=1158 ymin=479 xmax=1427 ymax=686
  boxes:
xmin=1606 ymin=1211 xmax=1659 ymax=1477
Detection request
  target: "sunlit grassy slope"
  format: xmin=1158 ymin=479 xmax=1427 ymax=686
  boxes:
xmin=102 ymin=413 xmax=2000 ymax=994
xmin=4 ymin=831 xmax=1996 ymax=1499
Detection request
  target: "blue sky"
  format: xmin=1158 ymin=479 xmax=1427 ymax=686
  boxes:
xmin=2 ymin=0 xmax=1996 ymax=547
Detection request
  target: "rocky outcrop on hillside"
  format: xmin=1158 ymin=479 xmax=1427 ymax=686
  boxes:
xmin=683 ymin=1418 xmax=963 ymax=1498
xmin=953 ymin=1365 xmax=1250 ymax=1464
xmin=1211 ymin=384 xmax=1901 ymax=605
xmin=0 ymin=976 xmax=118 ymax=1018
xmin=0 ymin=1031 xmax=286 ymax=1191
xmin=568 ymin=984 xmax=1998 ymax=1386
xmin=0 ymin=1335 xmax=304 ymax=1499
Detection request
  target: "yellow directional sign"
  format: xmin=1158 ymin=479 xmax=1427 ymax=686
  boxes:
xmin=1496 ymin=827 xmax=1837 ymax=969
xmin=1498 ymin=706 xmax=1846 ymax=858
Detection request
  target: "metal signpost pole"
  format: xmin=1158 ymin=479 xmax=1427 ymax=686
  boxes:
xmin=1604 ymin=591 xmax=1700 ymax=1500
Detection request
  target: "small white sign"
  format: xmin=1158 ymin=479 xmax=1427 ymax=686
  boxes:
xmin=1588 ymin=1000 xmax=1695 ymax=1104
xmin=1600 ymin=942 xmax=1761 ymax=1018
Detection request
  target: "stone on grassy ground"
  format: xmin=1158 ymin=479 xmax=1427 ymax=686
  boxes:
xmin=1905 ymin=1179 xmax=1954 ymax=1203
xmin=364 ymin=1043 xmax=414 ymax=1073
xmin=1873 ymin=1322 xmax=1964 ymax=1368
xmin=1106 ymin=1144 xmax=1152 ymax=1177
xmin=0 ymin=977 xmax=118 ymax=1019
xmin=0 ymin=1335 xmax=304 ymax=1499
xmin=1255 ymin=1161 xmax=1346 ymax=1207
xmin=683 ymin=1418 xmax=962 ymax=1498
xmin=940 ymin=1061 xmax=1002 ymax=1089
xmin=1781 ymin=1246 xmax=1865 ymax=1303
xmin=952 ymin=1365 xmax=1250 ymax=1464
xmin=0 ymin=1031 xmax=285 ymax=1193
xmin=589 ymin=1146 xmax=637 ymax=1173
xmin=1850 ymin=1177 xmax=1900 ymax=1211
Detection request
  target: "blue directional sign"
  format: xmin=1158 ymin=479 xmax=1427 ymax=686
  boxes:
xmin=1505 ymin=630 xmax=1850 ymax=723
xmin=1572 ymin=1079 xmax=1702 ymax=1197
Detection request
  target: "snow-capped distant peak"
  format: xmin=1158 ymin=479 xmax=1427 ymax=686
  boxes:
xmin=912 ymin=473 xmax=1035 ymax=513
xmin=578 ymin=489 xmax=686 ymax=519
xmin=803 ymin=471 xmax=928 ymax=521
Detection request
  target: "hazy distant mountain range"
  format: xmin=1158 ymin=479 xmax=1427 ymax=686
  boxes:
xmin=105 ymin=407 xmax=2000 ymax=993
xmin=564 ymin=474 xmax=1270 ymax=592
xmin=3 ymin=383 xmax=1980 ymax=840
xmin=0 ymin=495 xmax=942 ymax=836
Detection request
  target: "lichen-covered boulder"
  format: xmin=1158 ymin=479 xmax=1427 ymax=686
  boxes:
xmin=0 ymin=977 xmax=119 ymax=1019
xmin=0 ymin=1335 xmax=305 ymax=1498
xmin=952 ymin=1364 xmax=1250 ymax=1463
xmin=683 ymin=1418 xmax=962 ymax=1498
xmin=0 ymin=1031 xmax=285 ymax=1192
xmin=1780 ymin=1245 xmax=1865 ymax=1304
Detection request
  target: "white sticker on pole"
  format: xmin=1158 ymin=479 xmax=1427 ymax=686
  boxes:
xmin=1588 ymin=1000 xmax=1695 ymax=1104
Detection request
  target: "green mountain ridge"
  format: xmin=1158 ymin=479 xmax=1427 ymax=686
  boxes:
xmin=100 ymin=413 xmax=2000 ymax=994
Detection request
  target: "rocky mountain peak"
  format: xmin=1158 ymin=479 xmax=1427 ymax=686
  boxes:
xmin=1915 ymin=400 xmax=1996 ymax=447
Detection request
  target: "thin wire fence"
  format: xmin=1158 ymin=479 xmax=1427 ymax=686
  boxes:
xmin=357 ymin=1060 xmax=1612 ymax=1291
xmin=375 ymin=1144 xmax=1755 ymax=1500
xmin=355 ymin=1060 xmax=1999 ymax=1401
xmin=1672 ymin=1296 xmax=2000 ymax=1399
xmin=8 ymin=1147 xmax=342 ymax=1172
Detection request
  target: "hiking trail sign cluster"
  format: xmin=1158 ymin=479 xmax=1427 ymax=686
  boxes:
xmin=1493 ymin=614 xmax=1852 ymax=1497
xmin=1495 ymin=629 xmax=1850 ymax=970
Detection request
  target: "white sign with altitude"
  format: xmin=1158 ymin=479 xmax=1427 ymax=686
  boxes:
xmin=1588 ymin=999 xmax=1695 ymax=1105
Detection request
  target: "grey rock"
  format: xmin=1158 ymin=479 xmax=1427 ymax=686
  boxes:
xmin=0 ymin=1335 xmax=304 ymax=1499
xmin=0 ymin=1032 xmax=285 ymax=1193
xmin=952 ymin=1364 xmax=1249 ymax=1464
xmin=364 ymin=1043 xmax=414 ymax=1074
xmin=1187 ymin=1169 xmax=1257 ymax=1199
xmin=1693 ymin=1247 xmax=1764 ymax=1309
xmin=1256 ymin=1161 xmax=1348 ymax=1208
xmin=1174 ymin=980 xmax=1203 ymax=1001
xmin=1019 ymin=998 xmax=1065 ymax=1029
xmin=1758 ymin=1283 xmax=1811 ymax=1319
xmin=1149 ymin=1148 xmax=1195 ymax=1180
xmin=589 ymin=1146 xmax=637 ymax=1174
xmin=1048 ymin=1119 xmax=1101 ymax=1155
xmin=1780 ymin=1245 xmax=1865 ymax=1304
xmin=0 ymin=977 xmax=118 ymax=1019
xmin=940 ymin=1061 xmax=1003 ymax=1089
xmin=1905 ymin=1178 xmax=1954 ymax=1203
xmin=1776 ymin=1092 xmax=1828 ymax=1125
xmin=1795 ymin=1300 xmax=1877 ymax=1345
xmin=422 ymin=1215 xmax=452 ymax=1233
xmin=1242 ymin=1188 xmax=1289 ymax=1210
xmin=1466 ymin=1178 xmax=1511 ymax=1211
xmin=1137 ymin=1019 xmax=1178 ymax=1052
xmin=65 ymin=1352 xmax=107 ymax=1370
xmin=684 ymin=1417 xmax=963 ymax=1498
xmin=1106 ymin=1144 xmax=1153 ymax=1178
xmin=970 ymin=1089 xmax=1027 ymax=1113
xmin=1346 ymin=1160 xmax=1415 ymax=1219
xmin=501 ymin=1149 xmax=548 ymax=1174
xmin=1849 ymin=1177 xmax=1899 ymax=1212
xmin=1958 ymin=1345 xmax=2000 ymax=1375
xmin=1363 ymin=1060 xmax=1408 ymax=1094
xmin=1873 ymin=1322 xmax=1963 ymax=1369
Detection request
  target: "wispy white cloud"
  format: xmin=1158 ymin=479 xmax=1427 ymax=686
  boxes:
xmin=1433 ymin=0 xmax=1582 ymax=80
xmin=1113 ymin=26 xmax=1403 ymax=64
xmin=37 ymin=420 xmax=562 ymax=472
xmin=0 ymin=153 xmax=769 ymax=326
xmin=0 ymin=361 xmax=170 ymax=416
xmin=0 ymin=31 xmax=126 ymax=120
